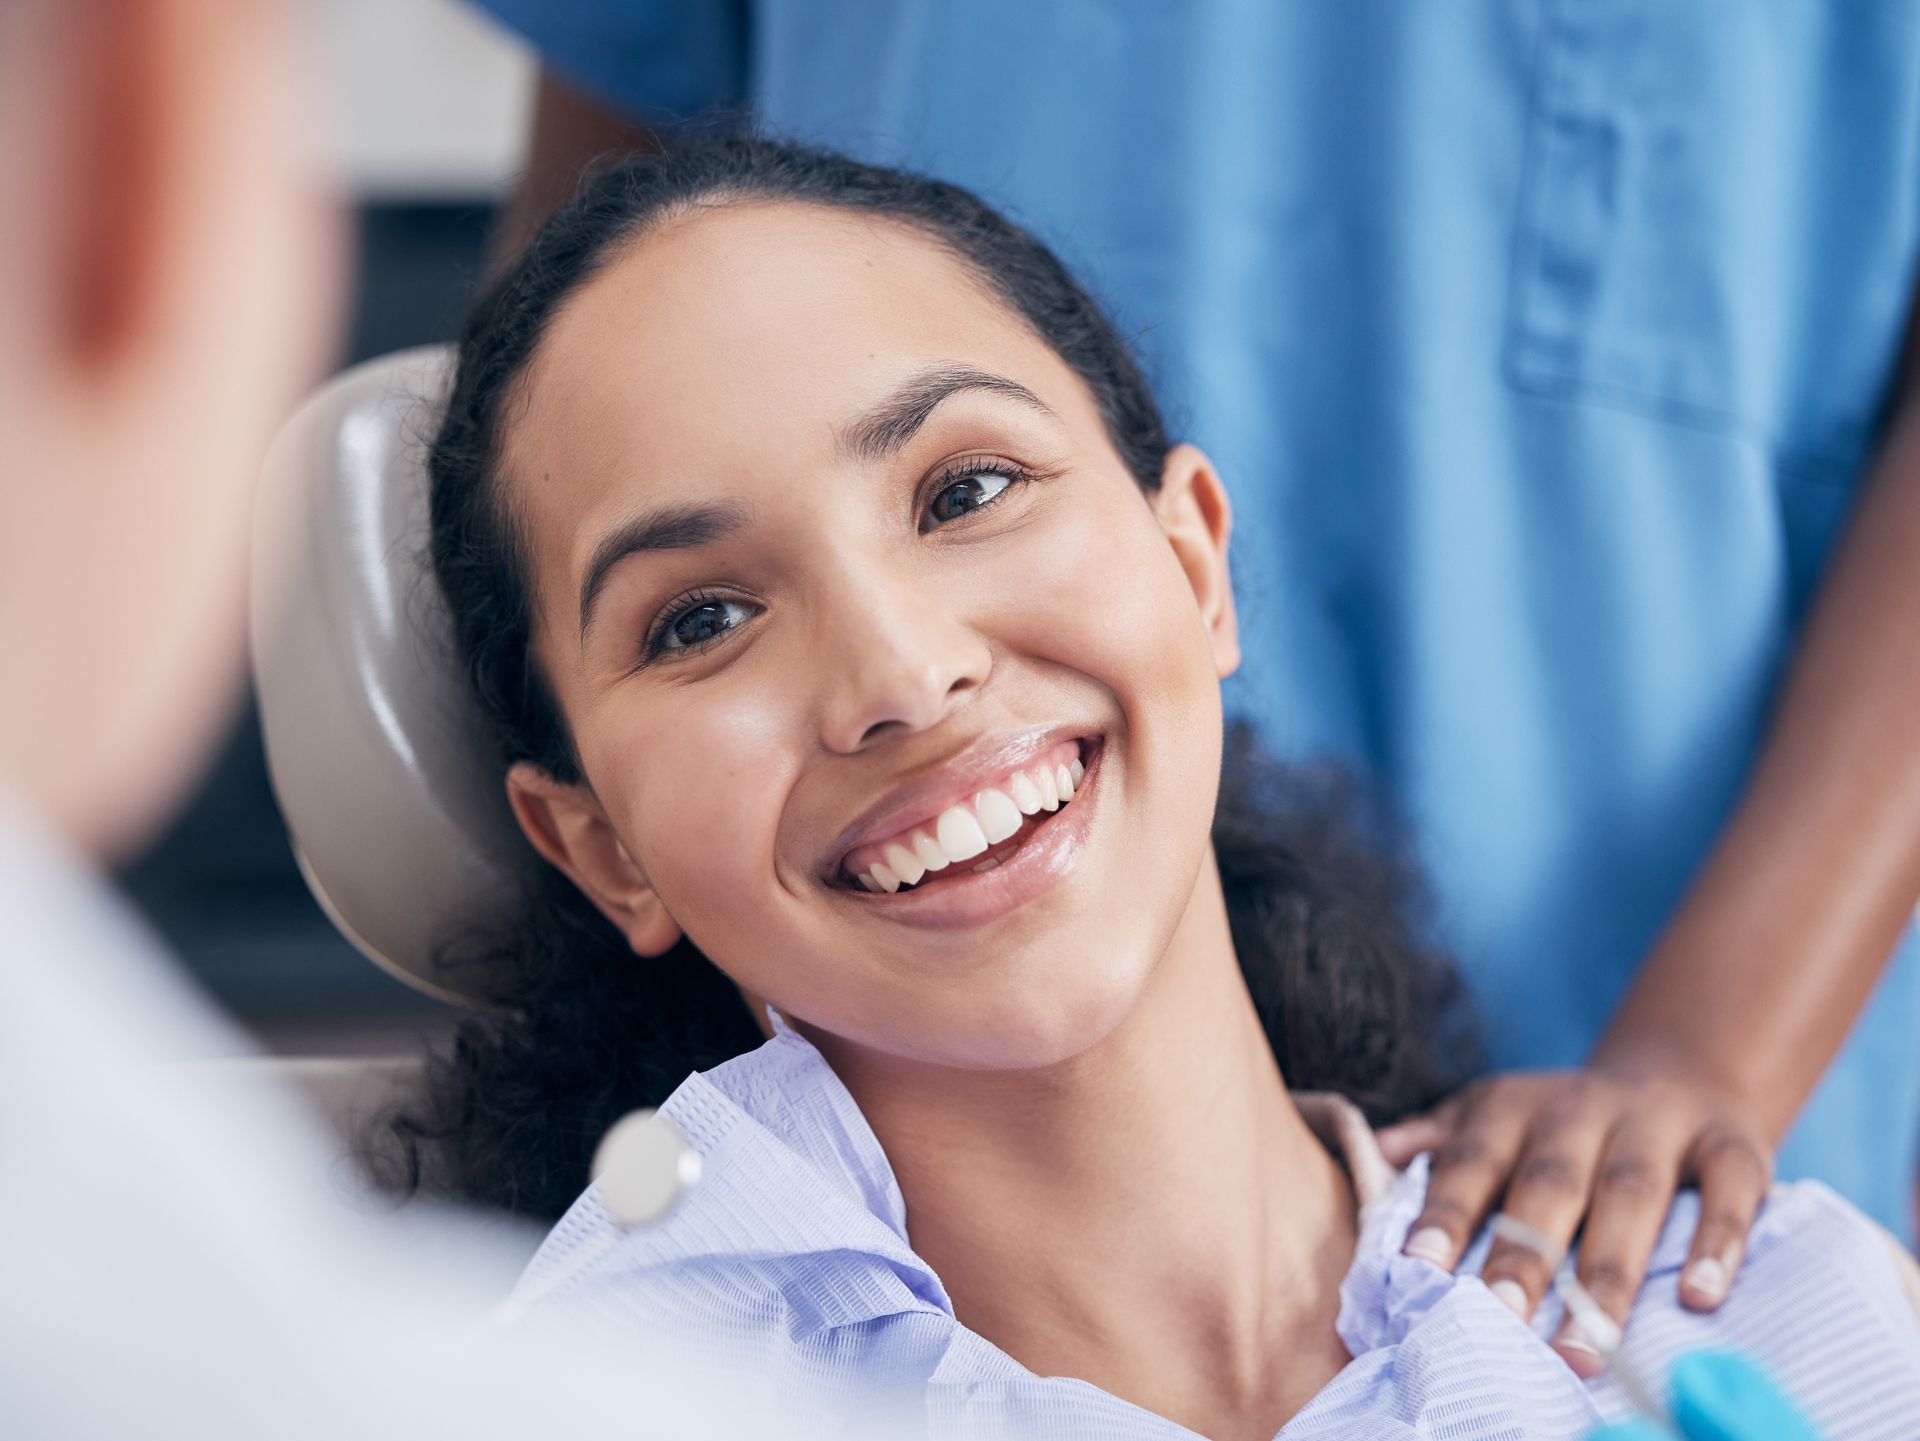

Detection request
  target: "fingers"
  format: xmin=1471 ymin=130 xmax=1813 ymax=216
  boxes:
xmin=1677 ymin=1123 xmax=1771 ymax=1313
xmin=1401 ymin=1084 xmax=1528 ymax=1272
xmin=1375 ymin=1109 xmax=1453 ymax=1168
xmin=1550 ymin=1119 xmax=1681 ymax=1378
xmin=1478 ymin=1092 xmax=1616 ymax=1325
xmin=1392 ymin=1066 xmax=1774 ymax=1386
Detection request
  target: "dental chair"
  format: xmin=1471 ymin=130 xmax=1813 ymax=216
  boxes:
xmin=243 ymin=344 xmax=534 ymax=1150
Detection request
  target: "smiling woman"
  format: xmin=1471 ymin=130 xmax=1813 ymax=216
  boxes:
xmin=389 ymin=138 xmax=1920 ymax=1439
xmin=402 ymin=135 xmax=1465 ymax=1202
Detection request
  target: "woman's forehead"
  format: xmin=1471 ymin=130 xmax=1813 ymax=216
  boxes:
xmin=502 ymin=201 xmax=1092 ymax=561
xmin=519 ymin=202 xmax=1058 ymax=453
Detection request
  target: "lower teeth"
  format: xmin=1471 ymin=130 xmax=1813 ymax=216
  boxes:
xmin=969 ymin=856 xmax=1003 ymax=873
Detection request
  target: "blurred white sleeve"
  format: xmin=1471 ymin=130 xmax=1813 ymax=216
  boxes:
xmin=0 ymin=792 xmax=754 ymax=1440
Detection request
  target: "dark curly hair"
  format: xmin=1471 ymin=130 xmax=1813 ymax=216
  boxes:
xmin=392 ymin=135 xmax=1476 ymax=1220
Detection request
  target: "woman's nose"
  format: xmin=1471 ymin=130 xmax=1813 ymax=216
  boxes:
xmin=812 ymin=562 xmax=992 ymax=753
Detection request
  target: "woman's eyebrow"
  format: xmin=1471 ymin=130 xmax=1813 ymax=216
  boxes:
xmin=578 ymin=498 xmax=751 ymax=643
xmin=836 ymin=364 xmax=1056 ymax=462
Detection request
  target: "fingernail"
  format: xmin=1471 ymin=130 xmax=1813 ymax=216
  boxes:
xmin=1403 ymin=1226 xmax=1452 ymax=1266
xmin=1554 ymin=1331 xmax=1605 ymax=1378
xmin=1489 ymin=1277 xmax=1530 ymax=1318
xmin=1682 ymin=1255 xmax=1729 ymax=1304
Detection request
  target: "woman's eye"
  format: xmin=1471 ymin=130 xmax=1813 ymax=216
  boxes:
xmin=925 ymin=465 xmax=1021 ymax=528
xmin=649 ymin=594 xmax=752 ymax=658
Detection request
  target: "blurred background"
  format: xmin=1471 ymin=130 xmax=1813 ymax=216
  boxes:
xmin=115 ymin=0 xmax=533 ymax=1056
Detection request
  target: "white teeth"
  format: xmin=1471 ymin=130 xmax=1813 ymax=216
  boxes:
xmin=935 ymin=803 xmax=989 ymax=861
xmin=1008 ymin=771 xmax=1045 ymax=815
xmin=969 ymin=856 xmax=1003 ymax=873
xmin=847 ymin=747 xmax=1092 ymax=891
xmin=1037 ymin=765 xmax=1061 ymax=811
xmin=883 ymin=842 xmax=926 ymax=887
xmin=975 ymin=787 xmax=1023 ymax=844
xmin=912 ymin=831 xmax=950 ymax=872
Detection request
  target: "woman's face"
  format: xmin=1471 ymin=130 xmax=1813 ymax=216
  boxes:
xmin=502 ymin=201 xmax=1239 ymax=1071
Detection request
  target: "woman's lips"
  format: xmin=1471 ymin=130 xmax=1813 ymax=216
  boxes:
xmin=820 ymin=725 xmax=1099 ymax=884
xmin=831 ymin=736 xmax=1105 ymax=930
xmin=837 ymin=736 xmax=1090 ymax=890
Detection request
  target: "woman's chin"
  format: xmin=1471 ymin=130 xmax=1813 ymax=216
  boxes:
xmin=898 ymin=970 xmax=1150 ymax=1073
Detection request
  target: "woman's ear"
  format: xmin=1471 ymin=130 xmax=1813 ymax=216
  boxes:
xmin=505 ymin=762 xmax=685 ymax=957
xmin=1152 ymin=443 xmax=1242 ymax=680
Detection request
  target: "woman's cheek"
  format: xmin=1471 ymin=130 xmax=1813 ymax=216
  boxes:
xmin=1011 ymin=488 xmax=1208 ymax=702
xmin=593 ymin=692 xmax=792 ymax=930
xmin=1013 ymin=488 xmax=1222 ymax=866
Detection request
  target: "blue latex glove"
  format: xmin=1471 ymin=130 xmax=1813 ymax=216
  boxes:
xmin=1587 ymin=1351 xmax=1823 ymax=1441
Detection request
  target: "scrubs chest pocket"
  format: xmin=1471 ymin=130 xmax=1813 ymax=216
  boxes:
xmin=1505 ymin=0 xmax=1920 ymax=473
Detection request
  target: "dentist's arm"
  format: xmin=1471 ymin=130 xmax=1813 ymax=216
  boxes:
xmin=1384 ymin=307 xmax=1920 ymax=1369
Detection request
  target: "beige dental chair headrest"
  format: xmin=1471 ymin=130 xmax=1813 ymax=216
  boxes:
xmin=251 ymin=345 xmax=532 ymax=1006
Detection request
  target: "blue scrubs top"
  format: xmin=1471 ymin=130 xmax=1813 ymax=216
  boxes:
xmin=475 ymin=0 xmax=1920 ymax=1235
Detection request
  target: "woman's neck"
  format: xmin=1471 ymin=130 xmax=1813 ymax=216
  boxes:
xmin=809 ymin=849 xmax=1357 ymax=1441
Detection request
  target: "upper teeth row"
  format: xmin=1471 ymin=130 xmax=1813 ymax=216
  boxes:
xmin=853 ymin=754 xmax=1087 ymax=893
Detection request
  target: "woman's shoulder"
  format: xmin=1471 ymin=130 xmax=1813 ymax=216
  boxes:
xmin=1596 ymin=1176 xmax=1920 ymax=1330
xmin=1464 ymin=1176 xmax=1920 ymax=1426
xmin=503 ymin=1053 xmax=962 ymax=1437
xmin=1592 ymin=1179 xmax=1920 ymax=1427
xmin=511 ymin=1035 xmax=955 ymax=1347
xmin=1350 ymin=1158 xmax=1920 ymax=1434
